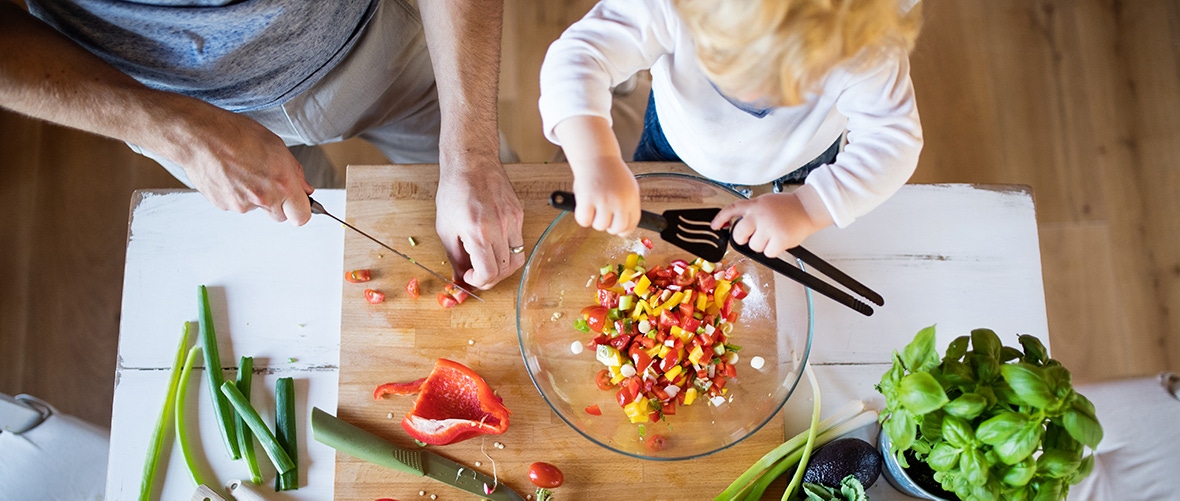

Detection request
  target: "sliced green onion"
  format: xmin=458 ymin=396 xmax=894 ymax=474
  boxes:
xmin=175 ymin=346 xmax=213 ymax=488
xmin=199 ymin=285 xmax=241 ymax=460
xmin=219 ymin=380 xmax=295 ymax=476
xmin=782 ymin=366 xmax=821 ymax=500
xmin=139 ymin=322 xmax=192 ymax=501
xmin=275 ymin=377 xmax=298 ymax=491
xmin=235 ymin=356 xmax=262 ymax=485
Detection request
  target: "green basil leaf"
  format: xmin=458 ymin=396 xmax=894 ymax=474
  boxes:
xmin=1063 ymin=407 xmax=1104 ymax=449
xmin=970 ymin=480 xmax=1001 ymax=501
xmin=1044 ymin=421 xmax=1081 ymax=453
xmin=1042 ymin=364 xmax=1072 ymax=394
xmin=877 ymin=363 xmax=903 ymax=401
xmin=1018 ymin=334 xmax=1048 ymax=365
xmin=1072 ymin=454 xmax=1095 ymax=484
xmin=928 ymin=442 xmax=961 ymax=472
xmin=1071 ymin=392 xmax=1098 ymax=420
xmin=961 ymin=448 xmax=989 ymax=486
xmin=1036 ymin=449 xmax=1082 ymax=479
xmin=1007 ymin=485 xmax=1032 ymax=501
xmin=839 ymin=475 xmax=868 ymax=501
xmin=970 ymin=353 xmax=1001 ymax=383
xmin=802 ymin=483 xmax=838 ymax=501
xmin=994 ymin=420 xmax=1044 ymax=465
xmin=941 ymin=415 xmax=974 ymax=448
xmin=885 ymin=409 xmax=917 ymax=452
xmin=1000 ymin=346 xmax=1024 ymax=362
xmin=1032 ymin=478 xmax=1063 ymax=501
xmin=900 ymin=372 xmax=949 ymax=415
xmin=944 ymin=392 xmax=988 ymax=420
xmin=945 ymin=335 xmax=970 ymax=362
xmin=1002 ymin=457 xmax=1037 ymax=487
xmin=1001 ymin=363 xmax=1056 ymax=409
xmin=903 ymin=325 xmax=940 ymax=373
xmin=977 ymin=411 xmax=1027 ymax=445
xmin=971 ymin=328 xmax=1003 ymax=360
xmin=941 ymin=359 xmax=976 ymax=387
xmin=920 ymin=410 xmax=945 ymax=441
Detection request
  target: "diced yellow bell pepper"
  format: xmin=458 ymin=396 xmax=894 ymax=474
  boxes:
xmin=657 ymin=291 xmax=684 ymax=313
xmin=631 ymin=299 xmax=648 ymax=320
xmin=714 ymin=280 xmax=732 ymax=307
xmin=664 ymin=365 xmax=683 ymax=382
xmin=625 ymin=253 xmax=639 ymax=270
xmin=623 ymin=398 xmax=650 ymax=423
xmin=634 ymin=274 xmax=652 ymax=298
xmin=683 ymin=387 xmax=698 ymax=406
xmin=658 ymin=345 xmax=672 ymax=359
xmin=696 ymin=291 xmax=708 ymax=311
xmin=645 ymin=345 xmax=662 ymax=359
xmin=619 ymin=269 xmax=641 ymax=284
xmin=688 ymin=345 xmax=706 ymax=365
xmin=680 ymin=290 xmax=695 ymax=305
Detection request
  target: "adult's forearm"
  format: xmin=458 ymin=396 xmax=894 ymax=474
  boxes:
xmin=417 ymin=0 xmax=503 ymax=168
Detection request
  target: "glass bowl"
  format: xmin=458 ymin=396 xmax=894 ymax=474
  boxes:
xmin=517 ymin=173 xmax=814 ymax=460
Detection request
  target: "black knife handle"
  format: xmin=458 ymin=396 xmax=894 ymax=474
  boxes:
xmin=732 ymin=241 xmax=874 ymax=316
xmin=548 ymin=191 xmax=667 ymax=233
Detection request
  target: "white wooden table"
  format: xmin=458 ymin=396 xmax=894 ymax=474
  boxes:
xmin=105 ymin=183 xmax=1048 ymax=500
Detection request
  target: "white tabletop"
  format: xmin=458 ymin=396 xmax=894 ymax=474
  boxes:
xmin=106 ymin=184 xmax=1048 ymax=500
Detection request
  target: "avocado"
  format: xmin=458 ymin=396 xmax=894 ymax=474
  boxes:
xmin=802 ymin=437 xmax=882 ymax=489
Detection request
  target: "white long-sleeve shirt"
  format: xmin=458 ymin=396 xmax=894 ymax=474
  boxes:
xmin=539 ymin=0 xmax=923 ymax=229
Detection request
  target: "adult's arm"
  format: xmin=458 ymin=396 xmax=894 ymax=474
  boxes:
xmin=418 ymin=0 xmax=524 ymax=290
xmin=0 ymin=2 xmax=314 ymax=225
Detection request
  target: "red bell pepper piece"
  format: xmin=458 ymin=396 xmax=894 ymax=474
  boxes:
xmin=375 ymin=359 xmax=511 ymax=445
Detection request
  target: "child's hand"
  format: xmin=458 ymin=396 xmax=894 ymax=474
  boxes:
xmin=571 ymin=157 xmax=641 ymax=235
xmin=711 ymin=192 xmax=825 ymax=257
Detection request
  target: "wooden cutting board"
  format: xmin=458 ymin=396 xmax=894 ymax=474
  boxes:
xmin=336 ymin=163 xmax=790 ymax=500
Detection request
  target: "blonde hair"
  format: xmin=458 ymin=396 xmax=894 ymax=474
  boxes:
xmin=675 ymin=0 xmax=922 ymax=106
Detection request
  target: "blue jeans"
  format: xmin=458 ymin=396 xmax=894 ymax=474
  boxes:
xmin=633 ymin=91 xmax=841 ymax=197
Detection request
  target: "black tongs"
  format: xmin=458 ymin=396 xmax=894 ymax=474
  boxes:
xmin=549 ymin=191 xmax=883 ymax=316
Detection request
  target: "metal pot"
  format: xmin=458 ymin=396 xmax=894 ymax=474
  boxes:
xmin=877 ymin=430 xmax=951 ymax=500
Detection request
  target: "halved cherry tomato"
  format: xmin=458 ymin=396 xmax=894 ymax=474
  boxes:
xmin=437 ymin=292 xmax=458 ymax=308
xmin=582 ymin=305 xmax=608 ymax=334
xmin=585 ymin=404 xmax=602 ymax=416
xmin=527 ymin=462 xmax=564 ymax=488
xmin=641 ymin=237 xmax=654 ymax=249
xmin=443 ymin=283 xmax=470 ymax=304
xmin=364 ymin=289 xmax=384 ymax=304
xmin=597 ymin=271 xmax=619 ymax=289
xmin=345 ymin=269 xmax=371 ymax=283
xmin=595 ymin=369 xmax=615 ymax=391
xmin=645 ymin=434 xmax=668 ymax=451
xmin=723 ymin=263 xmax=740 ymax=281
xmin=406 ymin=278 xmax=420 ymax=299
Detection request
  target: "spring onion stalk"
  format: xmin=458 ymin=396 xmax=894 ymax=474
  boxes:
xmin=219 ymin=380 xmax=296 ymax=476
xmin=175 ymin=345 xmax=214 ymax=488
xmin=199 ymin=285 xmax=241 ymax=460
xmin=235 ymin=356 xmax=263 ymax=485
xmin=782 ymin=366 xmax=821 ymax=500
xmin=740 ymin=410 xmax=881 ymax=500
xmin=274 ymin=377 xmax=299 ymax=491
xmin=716 ymin=400 xmax=867 ymax=500
xmin=138 ymin=322 xmax=193 ymax=501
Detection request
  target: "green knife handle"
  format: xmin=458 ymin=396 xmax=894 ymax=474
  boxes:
xmin=311 ymin=407 xmax=424 ymax=476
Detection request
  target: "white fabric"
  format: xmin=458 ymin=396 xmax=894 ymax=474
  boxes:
xmin=538 ymin=0 xmax=922 ymax=228
xmin=1068 ymin=373 xmax=1180 ymax=500
xmin=0 ymin=397 xmax=108 ymax=501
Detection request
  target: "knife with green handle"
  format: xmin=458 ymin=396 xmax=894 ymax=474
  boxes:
xmin=311 ymin=407 xmax=524 ymax=501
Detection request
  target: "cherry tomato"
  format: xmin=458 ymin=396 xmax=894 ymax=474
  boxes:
xmin=406 ymin=278 xmax=420 ymax=299
xmin=437 ymin=292 xmax=458 ymax=308
xmin=581 ymin=305 xmax=608 ymax=334
xmin=723 ymin=263 xmax=740 ymax=281
xmin=443 ymin=283 xmax=470 ymax=304
xmin=597 ymin=271 xmax=619 ymax=289
xmin=585 ymin=404 xmax=602 ymax=416
xmin=345 ymin=269 xmax=372 ymax=283
xmin=595 ymin=369 xmax=615 ymax=391
xmin=645 ymin=434 xmax=668 ymax=451
xmin=527 ymin=462 xmax=564 ymax=488
xmin=363 ymin=289 xmax=384 ymax=304
xmin=641 ymin=237 xmax=654 ymax=249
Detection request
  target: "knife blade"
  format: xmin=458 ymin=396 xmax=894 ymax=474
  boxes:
xmin=311 ymin=407 xmax=524 ymax=501
xmin=308 ymin=196 xmax=484 ymax=303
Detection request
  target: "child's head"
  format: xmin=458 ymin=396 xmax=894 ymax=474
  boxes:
xmin=675 ymin=0 xmax=922 ymax=107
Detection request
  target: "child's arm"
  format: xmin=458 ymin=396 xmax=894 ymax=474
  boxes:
xmin=553 ymin=115 xmax=641 ymax=235
xmin=711 ymin=189 xmax=833 ymax=258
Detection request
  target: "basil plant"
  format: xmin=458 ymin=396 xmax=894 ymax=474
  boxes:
xmin=876 ymin=326 xmax=1103 ymax=501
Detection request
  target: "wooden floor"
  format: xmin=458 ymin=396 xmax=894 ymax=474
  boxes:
xmin=2 ymin=0 xmax=1176 ymax=428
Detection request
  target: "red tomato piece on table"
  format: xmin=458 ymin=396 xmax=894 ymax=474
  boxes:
xmin=595 ymin=369 xmax=615 ymax=391
xmin=406 ymin=278 xmax=420 ymax=299
xmin=645 ymin=434 xmax=668 ymax=451
xmin=364 ymin=289 xmax=384 ymax=304
xmin=443 ymin=283 xmax=470 ymax=304
xmin=437 ymin=292 xmax=458 ymax=308
xmin=528 ymin=462 xmax=564 ymax=488
xmin=641 ymin=237 xmax=654 ymax=249
xmin=345 ymin=269 xmax=372 ymax=283
xmin=585 ymin=404 xmax=602 ymax=416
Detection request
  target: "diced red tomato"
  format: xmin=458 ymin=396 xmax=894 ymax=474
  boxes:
xmin=661 ymin=400 xmax=677 ymax=416
xmin=443 ymin=283 xmax=470 ymax=304
xmin=641 ymin=237 xmax=654 ymax=249
xmin=437 ymin=292 xmax=458 ymax=308
xmin=345 ymin=269 xmax=372 ymax=283
xmin=631 ymin=350 xmax=653 ymax=374
xmin=585 ymin=404 xmax=602 ymax=416
xmin=364 ymin=289 xmax=384 ymax=304
xmin=582 ymin=305 xmax=608 ymax=333
xmin=598 ymin=288 xmax=619 ymax=308
xmin=406 ymin=278 xmax=420 ymax=299
xmin=732 ymin=281 xmax=749 ymax=300
xmin=696 ymin=272 xmax=716 ymax=291
xmin=645 ymin=434 xmax=668 ymax=451
xmin=609 ymin=333 xmax=632 ymax=351
xmin=595 ymin=369 xmax=615 ymax=391
xmin=723 ymin=264 xmax=740 ymax=281
xmin=598 ymin=271 xmax=619 ymax=289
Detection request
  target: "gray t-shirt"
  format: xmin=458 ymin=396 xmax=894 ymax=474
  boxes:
xmin=27 ymin=0 xmax=378 ymax=112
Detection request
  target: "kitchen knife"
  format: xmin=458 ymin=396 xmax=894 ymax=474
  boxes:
xmin=308 ymin=196 xmax=484 ymax=302
xmin=311 ymin=407 xmax=524 ymax=501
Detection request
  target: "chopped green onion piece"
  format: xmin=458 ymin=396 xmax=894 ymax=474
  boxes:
xmin=219 ymin=381 xmax=296 ymax=476
xmin=275 ymin=377 xmax=299 ymax=491
xmin=175 ymin=346 xmax=214 ymax=488
xmin=139 ymin=322 xmax=192 ymax=501
xmin=235 ymin=356 xmax=263 ymax=485
xmin=414 ymin=439 xmax=428 ymax=447
xmin=783 ymin=366 xmax=822 ymax=500
xmin=600 ymin=265 xmax=613 ymax=276
xmin=573 ymin=318 xmax=590 ymax=333
xmin=199 ymin=285 xmax=241 ymax=460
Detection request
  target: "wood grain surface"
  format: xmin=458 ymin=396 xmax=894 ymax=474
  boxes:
xmin=335 ymin=164 xmax=792 ymax=500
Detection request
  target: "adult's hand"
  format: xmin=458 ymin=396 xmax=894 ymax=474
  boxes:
xmin=0 ymin=3 xmax=313 ymax=225
xmin=420 ymin=0 xmax=525 ymax=289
